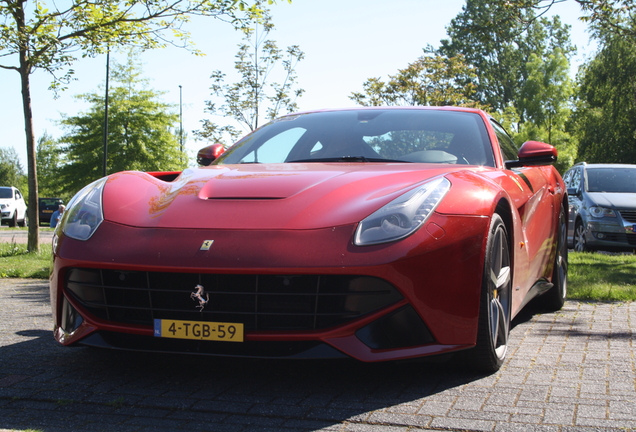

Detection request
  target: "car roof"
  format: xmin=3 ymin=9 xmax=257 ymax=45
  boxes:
xmin=280 ymin=105 xmax=488 ymax=118
xmin=582 ymin=163 xmax=636 ymax=170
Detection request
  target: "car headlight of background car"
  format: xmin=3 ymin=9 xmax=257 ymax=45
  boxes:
xmin=355 ymin=177 xmax=451 ymax=246
xmin=60 ymin=178 xmax=107 ymax=241
xmin=589 ymin=206 xmax=616 ymax=218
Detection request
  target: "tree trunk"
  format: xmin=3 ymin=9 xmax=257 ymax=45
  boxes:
xmin=17 ymin=3 xmax=39 ymax=252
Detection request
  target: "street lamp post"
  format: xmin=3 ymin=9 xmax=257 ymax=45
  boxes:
xmin=179 ymin=85 xmax=183 ymax=164
xmin=103 ymin=50 xmax=110 ymax=177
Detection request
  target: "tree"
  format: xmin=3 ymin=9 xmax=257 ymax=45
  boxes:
xmin=196 ymin=3 xmax=304 ymax=145
xmin=513 ymin=48 xmax=577 ymax=171
xmin=502 ymin=0 xmax=636 ymax=39
xmin=438 ymin=0 xmax=575 ymax=116
xmin=36 ymin=132 xmax=67 ymax=199
xmin=0 ymin=0 xmax=267 ymax=251
xmin=573 ymin=30 xmax=636 ymax=163
xmin=0 ymin=147 xmax=26 ymax=191
xmin=350 ymin=53 xmax=485 ymax=108
xmin=58 ymin=52 xmax=184 ymax=193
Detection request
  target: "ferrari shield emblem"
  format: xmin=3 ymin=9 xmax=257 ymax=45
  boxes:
xmin=200 ymin=240 xmax=214 ymax=251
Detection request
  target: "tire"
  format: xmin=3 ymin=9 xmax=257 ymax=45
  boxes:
xmin=574 ymin=220 xmax=587 ymax=252
xmin=8 ymin=212 xmax=17 ymax=228
xmin=537 ymin=204 xmax=568 ymax=311
xmin=470 ymin=214 xmax=512 ymax=373
xmin=19 ymin=213 xmax=28 ymax=228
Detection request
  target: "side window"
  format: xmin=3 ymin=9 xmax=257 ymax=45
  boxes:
xmin=490 ymin=120 xmax=518 ymax=162
xmin=563 ymin=169 xmax=581 ymax=190
xmin=570 ymin=168 xmax=582 ymax=192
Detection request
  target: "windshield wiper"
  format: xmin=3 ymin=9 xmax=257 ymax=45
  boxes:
xmin=288 ymin=156 xmax=410 ymax=163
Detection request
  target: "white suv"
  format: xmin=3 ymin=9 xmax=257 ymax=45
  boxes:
xmin=0 ymin=186 xmax=28 ymax=227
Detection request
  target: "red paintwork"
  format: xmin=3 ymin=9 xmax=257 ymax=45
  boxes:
xmin=518 ymin=140 xmax=559 ymax=159
xmin=50 ymin=106 xmax=566 ymax=363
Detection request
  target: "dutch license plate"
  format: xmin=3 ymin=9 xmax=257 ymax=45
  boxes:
xmin=43 ymin=210 xmax=53 ymax=214
xmin=154 ymin=319 xmax=244 ymax=342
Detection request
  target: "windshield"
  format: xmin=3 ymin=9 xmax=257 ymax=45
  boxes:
xmin=0 ymin=188 xmax=12 ymax=199
xmin=587 ymin=168 xmax=636 ymax=193
xmin=40 ymin=198 xmax=63 ymax=209
xmin=214 ymin=109 xmax=495 ymax=167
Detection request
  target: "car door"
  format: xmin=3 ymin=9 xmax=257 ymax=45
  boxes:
xmin=489 ymin=120 xmax=558 ymax=293
xmin=564 ymin=167 xmax=583 ymax=247
xmin=14 ymin=189 xmax=26 ymax=222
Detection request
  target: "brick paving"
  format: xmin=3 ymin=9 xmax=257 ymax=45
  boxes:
xmin=0 ymin=278 xmax=634 ymax=432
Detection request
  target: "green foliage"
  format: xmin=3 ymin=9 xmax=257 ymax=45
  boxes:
xmin=438 ymin=1 xmax=574 ymax=115
xmin=0 ymin=239 xmax=52 ymax=279
xmin=36 ymin=133 xmax=70 ymax=200
xmin=502 ymin=0 xmax=636 ymax=39
xmin=573 ymin=30 xmax=636 ymax=164
xmin=0 ymin=0 xmax=264 ymax=83
xmin=196 ymin=3 xmax=304 ymax=145
xmin=0 ymin=0 xmax=272 ymax=252
xmin=0 ymin=147 xmax=26 ymax=192
xmin=513 ymin=48 xmax=577 ymax=172
xmin=350 ymin=53 xmax=485 ymax=108
xmin=58 ymin=52 xmax=184 ymax=193
xmin=568 ymin=252 xmax=636 ymax=301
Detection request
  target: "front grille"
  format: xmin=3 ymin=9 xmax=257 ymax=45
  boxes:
xmin=620 ymin=210 xmax=636 ymax=223
xmin=628 ymin=234 xmax=636 ymax=246
xmin=65 ymin=268 xmax=403 ymax=331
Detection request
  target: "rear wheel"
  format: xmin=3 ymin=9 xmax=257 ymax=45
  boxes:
xmin=19 ymin=213 xmax=28 ymax=227
xmin=537 ymin=205 xmax=568 ymax=311
xmin=574 ymin=220 xmax=587 ymax=252
xmin=470 ymin=214 xmax=512 ymax=373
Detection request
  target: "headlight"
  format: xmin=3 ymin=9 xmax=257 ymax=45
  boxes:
xmin=60 ymin=178 xmax=107 ymax=241
xmin=589 ymin=206 xmax=616 ymax=218
xmin=354 ymin=177 xmax=451 ymax=246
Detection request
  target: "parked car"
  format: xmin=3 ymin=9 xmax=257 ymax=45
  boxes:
xmin=50 ymin=107 xmax=568 ymax=373
xmin=39 ymin=198 xmax=64 ymax=225
xmin=0 ymin=186 xmax=28 ymax=227
xmin=563 ymin=162 xmax=636 ymax=253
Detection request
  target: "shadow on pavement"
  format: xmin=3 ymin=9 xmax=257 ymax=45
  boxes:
xmin=1 ymin=278 xmax=592 ymax=431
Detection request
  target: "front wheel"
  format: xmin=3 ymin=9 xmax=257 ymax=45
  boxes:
xmin=574 ymin=220 xmax=587 ymax=252
xmin=8 ymin=212 xmax=17 ymax=228
xmin=469 ymin=214 xmax=512 ymax=373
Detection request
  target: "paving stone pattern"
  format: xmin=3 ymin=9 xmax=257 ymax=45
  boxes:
xmin=0 ymin=278 xmax=634 ymax=432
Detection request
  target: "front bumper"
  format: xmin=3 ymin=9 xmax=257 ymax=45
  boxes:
xmin=584 ymin=220 xmax=636 ymax=251
xmin=51 ymin=214 xmax=488 ymax=362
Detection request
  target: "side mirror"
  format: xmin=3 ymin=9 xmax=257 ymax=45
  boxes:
xmin=505 ymin=141 xmax=557 ymax=169
xmin=197 ymin=143 xmax=226 ymax=166
xmin=567 ymin=187 xmax=579 ymax=196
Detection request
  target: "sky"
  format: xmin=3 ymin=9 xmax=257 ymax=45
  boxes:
xmin=0 ymin=0 xmax=596 ymax=170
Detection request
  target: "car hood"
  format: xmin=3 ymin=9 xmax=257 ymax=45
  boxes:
xmin=103 ymin=164 xmax=465 ymax=230
xmin=0 ymin=199 xmax=14 ymax=206
xmin=588 ymin=192 xmax=636 ymax=210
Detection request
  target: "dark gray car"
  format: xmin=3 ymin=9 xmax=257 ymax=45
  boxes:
xmin=563 ymin=163 xmax=636 ymax=252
